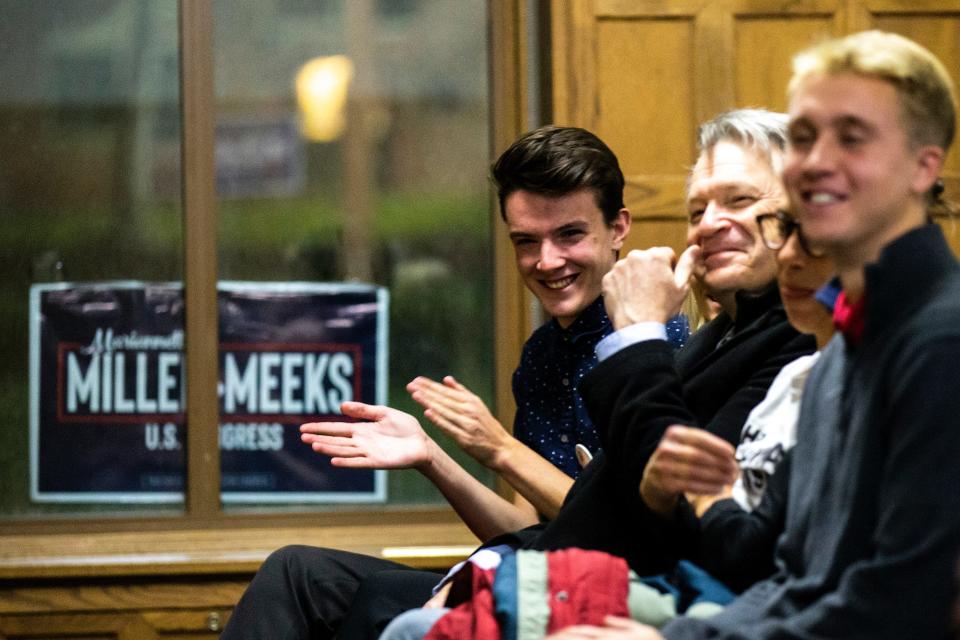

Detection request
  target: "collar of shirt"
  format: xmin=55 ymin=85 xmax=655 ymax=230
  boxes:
xmin=859 ymin=223 xmax=957 ymax=346
xmin=815 ymin=279 xmax=842 ymax=312
xmin=732 ymin=282 xmax=782 ymax=334
xmin=550 ymin=295 xmax=611 ymax=345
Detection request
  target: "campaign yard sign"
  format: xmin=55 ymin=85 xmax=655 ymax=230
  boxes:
xmin=29 ymin=281 xmax=387 ymax=504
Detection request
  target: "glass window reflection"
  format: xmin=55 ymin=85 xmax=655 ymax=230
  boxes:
xmin=214 ymin=0 xmax=494 ymax=509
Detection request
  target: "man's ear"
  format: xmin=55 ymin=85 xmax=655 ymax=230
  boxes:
xmin=912 ymin=145 xmax=945 ymax=195
xmin=611 ymin=208 xmax=631 ymax=251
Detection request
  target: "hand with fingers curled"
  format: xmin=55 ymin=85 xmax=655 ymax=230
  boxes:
xmin=602 ymin=245 xmax=701 ymax=330
xmin=640 ymin=425 xmax=739 ymax=517
xmin=406 ymin=375 xmax=512 ymax=468
xmin=686 ymin=484 xmax=734 ymax=519
xmin=299 ymin=401 xmax=434 ymax=470
xmin=545 ymin=616 xmax=663 ymax=639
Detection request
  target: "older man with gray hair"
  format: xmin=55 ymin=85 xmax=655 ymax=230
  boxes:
xmin=512 ymin=108 xmax=812 ymax=573
xmin=372 ymin=109 xmax=816 ymax=640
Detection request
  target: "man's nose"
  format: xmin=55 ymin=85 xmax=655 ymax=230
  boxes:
xmin=537 ymin=241 xmax=565 ymax=271
xmin=800 ymin=135 xmax=837 ymax=175
xmin=698 ymin=203 xmax=729 ymax=236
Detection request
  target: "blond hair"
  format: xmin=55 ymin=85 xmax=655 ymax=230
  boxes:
xmin=789 ymin=30 xmax=957 ymax=152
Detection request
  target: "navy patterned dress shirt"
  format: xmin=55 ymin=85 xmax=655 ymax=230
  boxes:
xmin=512 ymin=296 xmax=689 ymax=478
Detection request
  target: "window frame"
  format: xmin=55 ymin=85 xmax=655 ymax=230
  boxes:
xmin=0 ymin=0 xmax=532 ymax=539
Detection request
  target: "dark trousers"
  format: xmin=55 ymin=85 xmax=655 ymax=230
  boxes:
xmin=220 ymin=545 xmax=440 ymax=640
xmin=336 ymin=569 xmax=442 ymax=639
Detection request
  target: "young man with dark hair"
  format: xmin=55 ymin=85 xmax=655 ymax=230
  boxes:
xmin=221 ymin=125 xmax=686 ymax=639
xmin=406 ymin=126 xmax=688 ymax=520
xmin=338 ymin=109 xmax=814 ymax=639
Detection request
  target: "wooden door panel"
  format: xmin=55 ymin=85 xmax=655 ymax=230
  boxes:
xmin=871 ymin=13 xmax=960 ymax=174
xmin=867 ymin=8 xmax=960 ymax=253
xmin=595 ymin=18 xmax=696 ymax=176
xmin=734 ymin=17 xmax=837 ymax=112
xmin=552 ymin=0 xmax=960 ymax=255
xmin=628 ymin=218 xmax=691 ymax=254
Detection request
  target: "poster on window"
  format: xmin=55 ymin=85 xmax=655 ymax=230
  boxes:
xmin=29 ymin=281 xmax=388 ymax=504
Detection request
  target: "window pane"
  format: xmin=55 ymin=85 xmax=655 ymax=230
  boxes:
xmin=0 ymin=1 xmax=183 ymax=518
xmin=214 ymin=0 xmax=494 ymax=509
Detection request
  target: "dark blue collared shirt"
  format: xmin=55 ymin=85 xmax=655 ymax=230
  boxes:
xmin=512 ymin=296 xmax=688 ymax=478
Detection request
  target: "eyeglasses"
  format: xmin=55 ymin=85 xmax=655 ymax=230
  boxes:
xmin=756 ymin=210 xmax=826 ymax=258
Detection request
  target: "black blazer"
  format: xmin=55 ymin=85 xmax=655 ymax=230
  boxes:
xmin=521 ymin=285 xmax=815 ymax=575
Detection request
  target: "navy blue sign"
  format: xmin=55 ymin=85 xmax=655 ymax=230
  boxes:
xmin=29 ymin=281 xmax=387 ymax=503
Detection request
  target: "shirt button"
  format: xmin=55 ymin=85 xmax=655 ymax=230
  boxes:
xmin=560 ymin=434 xmax=570 ymax=443
xmin=561 ymin=378 xmax=570 ymax=386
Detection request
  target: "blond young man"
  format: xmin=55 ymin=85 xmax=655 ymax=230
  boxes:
xmin=553 ymin=30 xmax=960 ymax=640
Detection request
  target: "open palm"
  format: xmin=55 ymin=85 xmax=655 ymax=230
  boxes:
xmin=300 ymin=401 xmax=431 ymax=469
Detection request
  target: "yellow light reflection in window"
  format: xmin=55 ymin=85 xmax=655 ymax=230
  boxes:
xmin=295 ymin=55 xmax=354 ymax=142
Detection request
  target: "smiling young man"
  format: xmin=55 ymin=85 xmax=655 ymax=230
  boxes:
xmin=400 ymin=127 xmax=637 ymax=536
xmin=508 ymin=189 xmax=621 ymax=325
xmin=483 ymin=126 xmax=688 ymax=488
xmin=401 ymin=127 xmax=685 ymax=529
xmin=570 ymin=31 xmax=960 ymax=640
xmin=394 ymin=127 xmax=685 ymax=530
xmin=664 ymin=31 xmax=960 ymax=640
xmin=376 ymin=110 xmax=818 ymax=640
xmin=221 ymin=126 xmax=689 ymax=640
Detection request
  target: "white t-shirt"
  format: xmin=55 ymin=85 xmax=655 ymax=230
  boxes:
xmin=731 ymin=352 xmax=820 ymax=511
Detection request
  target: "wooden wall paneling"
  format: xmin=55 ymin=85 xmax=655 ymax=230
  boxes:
xmin=491 ymin=0 xmax=534 ymax=484
xmin=731 ymin=1 xmax=842 ymax=112
xmin=142 ymin=608 xmax=234 ymax=637
xmin=630 ymin=217 xmax=693 ymax=252
xmin=595 ymin=16 xmax=694 ymax=181
xmin=861 ymin=3 xmax=960 ymax=253
xmin=0 ymin=610 xmax=230 ymax=639
xmin=869 ymin=9 xmax=960 ymax=172
xmin=0 ymin=523 xmax=476 ymax=580
xmin=0 ymin=612 xmax=158 ymax=640
xmin=693 ymin=1 xmax=736 ymax=124
xmin=551 ymin=0 xmax=960 ymax=257
xmin=548 ymin=0 xmax=574 ymax=125
xmin=842 ymin=0 xmax=874 ymax=31
xmin=0 ymin=580 xmax=241 ymax=638
xmin=545 ymin=0 xmax=586 ymax=127
xmin=552 ymin=1 xmax=710 ymax=254
xmin=595 ymin=12 xmax=696 ymax=245
xmin=622 ymin=176 xmax=691 ymax=251
xmin=551 ymin=0 xmax=597 ymax=128
xmin=0 ymin=521 xmax=476 ymax=638
xmin=0 ymin=579 xmax=246 ymax=615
